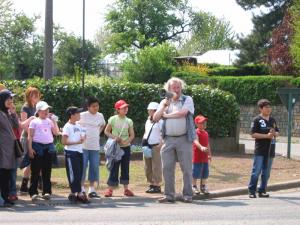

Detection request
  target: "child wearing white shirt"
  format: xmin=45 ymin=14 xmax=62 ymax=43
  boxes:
xmin=78 ymin=96 xmax=106 ymax=198
xmin=62 ymin=106 xmax=89 ymax=204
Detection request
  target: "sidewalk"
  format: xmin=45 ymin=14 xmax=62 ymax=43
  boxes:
xmin=8 ymin=180 xmax=300 ymax=207
xmin=239 ymin=133 xmax=300 ymax=160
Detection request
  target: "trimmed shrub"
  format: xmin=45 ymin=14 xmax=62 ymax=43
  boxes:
xmin=209 ymin=76 xmax=293 ymax=105
xmin=171 ymin=71 xmax=209 ymax=85
xmin=207 ymin=64 xmax=270 ymax=76
xmin=4 ymin=76 xmax=239 ymax=138
xmin=170 ymin=73 xmax=294 ymax=105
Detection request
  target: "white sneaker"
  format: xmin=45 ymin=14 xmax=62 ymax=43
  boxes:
xmin=201 ymin=185 xmax=210 ymax=195
xmin=192 ymin=186 xmax=200 ymax=195
xmin=42 ymin=193 xmax=51 ymax=200
xmin=31 ymin=194 xmax=39 ymax=201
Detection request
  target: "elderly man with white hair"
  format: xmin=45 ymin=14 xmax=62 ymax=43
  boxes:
xmin=153 ymin=77 xmax=196 ymax=203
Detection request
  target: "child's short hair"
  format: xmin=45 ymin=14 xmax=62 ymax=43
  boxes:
xmin=86 ymin=96 xmax=99 ymax=107
xmin=257 ymin=99 xmax=271 ymax=108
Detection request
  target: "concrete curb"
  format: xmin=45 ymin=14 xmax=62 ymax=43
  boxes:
xmin=193 ymin=179 xmax=300 ymax=200
xmin=12 ymin=180 xmax=300 ymax=207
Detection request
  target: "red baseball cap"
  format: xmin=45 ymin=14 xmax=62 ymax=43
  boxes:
xmin=114 ymin=99 xmax=129 ymax=110
xmin=194 ymin=115 xmax=207 ymax=124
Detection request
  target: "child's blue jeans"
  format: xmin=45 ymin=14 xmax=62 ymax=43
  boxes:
xmin=248 ymin=155 xmax=273 ymax=194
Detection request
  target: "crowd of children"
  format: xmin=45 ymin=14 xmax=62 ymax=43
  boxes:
xmin=0 ymin=81 xmax=279 ymax=207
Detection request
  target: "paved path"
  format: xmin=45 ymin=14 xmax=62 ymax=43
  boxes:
xmin=1 ymin=189 xmax=299 ymax=225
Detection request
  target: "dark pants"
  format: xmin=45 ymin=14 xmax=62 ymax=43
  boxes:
xmin=107 ymin=146 xmax=131 ymax=186
xmin=29 ymin=143 xmax=53 ymax=196
xmin=0 ymin=168 xmax=12 ymax=202
xmin=65 ymin=150 xmax=83 ymax=193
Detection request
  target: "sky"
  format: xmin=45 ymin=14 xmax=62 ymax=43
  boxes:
xmin=11 ymin=0 xmax=254 ymax=40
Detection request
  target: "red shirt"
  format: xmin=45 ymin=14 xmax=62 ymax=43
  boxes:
xmin=192 ymin=128 xmax=209 ymax=163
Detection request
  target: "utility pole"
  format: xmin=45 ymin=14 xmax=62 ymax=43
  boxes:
xmin=43 ymin=0 xmax=53 ymax=80
xmin=81 ymin=0 xmax=86 ymax=104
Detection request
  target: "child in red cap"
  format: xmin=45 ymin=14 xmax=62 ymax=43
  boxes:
xmin=192 ymin=115 xmax=212 ymax=195
xmin=104 ymin=99 xmax=135 ymax=197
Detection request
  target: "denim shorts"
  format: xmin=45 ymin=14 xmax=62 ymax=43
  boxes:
xmin=82 ymin=149 xmax=100 ymax=182
xmin=192 ymin=162 xmax=209 ymax=179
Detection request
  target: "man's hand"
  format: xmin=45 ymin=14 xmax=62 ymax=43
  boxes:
xmin=162 ymin=98 xmax=170 ymax=108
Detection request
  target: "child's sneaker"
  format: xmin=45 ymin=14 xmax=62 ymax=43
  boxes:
xmin=31 ymin=194 xmax=39 ymax=201
xmin=124 ymin=189 xmax=134 ymax=197
xmin=200 ymin=185 xmax=209 ymax=195
xmin=192 ymin=185 xmax=200 ymax=195
xmin=104 ymin=188 xmax=113 ymax=197
xmin=8 ymin=195 xmax=18 ymax=201
xmin=88 ymin=192 xmax=101 ymax=198
xmin=42 ymin=193 xmax=51 ymax=200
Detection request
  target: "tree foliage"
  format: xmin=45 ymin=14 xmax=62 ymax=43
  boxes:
xmin=0 ymin=0 xmax=43 ymax=80
xmin=105 ymin=0 xmax=191 ymax=53
xmin=290 ymin=0 xmax=300 ymax=73
xmin=236 ymin=0 xmax=292 ymax=65
xmin=121 ymin=43 xmax=177 ymax=83
xmin=54 ymin=34 xmax=101 ymax=75
xmin=179 ymin=11 xmax=236 ymax=55
xmin=266 ymin=11 xmax=294 ymax=75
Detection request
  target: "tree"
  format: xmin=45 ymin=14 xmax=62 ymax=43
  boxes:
xmin=0 ymin=0 xmax=43 ymax=80
xmin=266 ymin=11 xmax=294 ymax=74
xmin=54 ymin=34 xmax=101 ymax=75
xmin=236 ymin=0 xmax=292 ymax=65
xmin=179 ymin=11 xmax=236 ymax=55
xmin=121 ymin=43 xmax=177 ymax=83
xmin=105 ymin=0 xmax=191 ymax=53
xmin=93 ymin=26 xmax=112 ymax=55
xmin=290 ymin=0 xmax=300 ymax=73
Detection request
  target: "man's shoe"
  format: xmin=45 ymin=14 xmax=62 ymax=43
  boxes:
xmin=182 ymin=197 xmax=193 ymax=203
xmin=124 ymin=189 xmax=134 ymax=197
xmin=88 ymin=192 xmax=101 ymax=198
xmin=77 ymin=193 xmax=90 ymax=204
xmin=68 ymin=193 xmax=77 ymax=203
xmin=193 ymin=185 xmax=200 ymax=195
xmin=158 ymin=197 xmax=175 ymax=203
xmin=42 ymin=193 xmax=51 ymax=200
xmin=258 ymin=192 xmax=270 ymax=198
xmin=249 ymin=193 xmax=257 ymax=198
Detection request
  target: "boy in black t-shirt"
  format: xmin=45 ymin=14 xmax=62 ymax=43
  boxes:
xmin=248 ymin=99 xmax=279 ymax=198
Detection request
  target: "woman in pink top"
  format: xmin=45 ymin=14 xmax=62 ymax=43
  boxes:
xmin=28 ymin=101 xmax=59 ymax=201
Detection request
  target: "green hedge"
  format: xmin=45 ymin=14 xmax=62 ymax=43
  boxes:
xmin=171 ymin=71 xmax=209 ymax=85
xmin=171 ymin=73 xmax=294 ymax=105
xmin=209 ymin=76 xmax=293 ymax=105
xmin=207 ymin=64 xmax=270 ymax=76
xmin=3 ymin=77 xmax=239 ymax=138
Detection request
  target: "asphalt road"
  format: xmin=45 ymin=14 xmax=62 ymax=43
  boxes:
xmin=1 ymin=189 xmax=300 ymax=225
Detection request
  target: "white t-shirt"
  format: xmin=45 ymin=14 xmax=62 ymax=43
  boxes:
xmin=78 ymin=111 xmax=106 ymax=150
xmin=62 ymin=122 xmax=84 ymax=153
xmin=143 ymin=119 xmax=163 ymax=145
